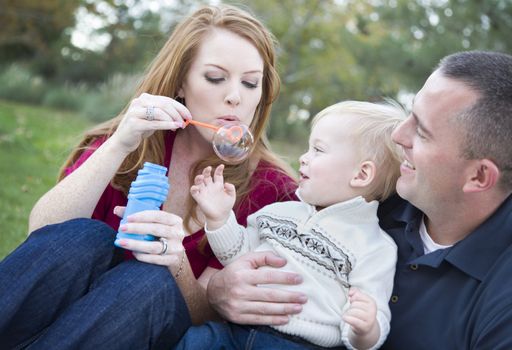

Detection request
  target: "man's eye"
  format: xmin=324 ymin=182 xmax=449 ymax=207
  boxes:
xmin=416 ymin=127 xmax=426 ymax=139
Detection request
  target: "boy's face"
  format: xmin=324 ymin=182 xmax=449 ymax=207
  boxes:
xmin=298 ymin=113 xmax=362 ymax=208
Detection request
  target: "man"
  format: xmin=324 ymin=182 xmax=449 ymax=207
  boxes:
xmin=207 ymin=51 xmax=512 ymax=349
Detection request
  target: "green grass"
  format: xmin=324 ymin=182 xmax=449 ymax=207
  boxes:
xmin=0 ymin=100 xmax=92 ymax=259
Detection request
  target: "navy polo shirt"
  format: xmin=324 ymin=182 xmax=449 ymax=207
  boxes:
xmin=378 ymin=194 xmax=512 ymax=349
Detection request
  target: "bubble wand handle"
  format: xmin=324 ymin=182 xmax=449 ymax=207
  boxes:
xmin=184 ymin=119 xmax=220 ymax=131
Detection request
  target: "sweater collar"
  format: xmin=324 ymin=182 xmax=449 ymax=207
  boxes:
xmin=295 ymin=190 xmax=379 ymax=220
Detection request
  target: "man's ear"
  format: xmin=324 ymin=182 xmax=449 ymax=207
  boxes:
xmin=463 ymin=159 xmax=499 ymax=193
xmin=350 ymin=161 xmax=376 ymax=188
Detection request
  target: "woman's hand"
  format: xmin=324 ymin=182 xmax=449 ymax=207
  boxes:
xmin=111 ymin=93 xmax=192 ymax=153
xmin=206 ymin=251 xmax=308 ymax=325
xmin=114 ymin=206 xmax=186 ymax=275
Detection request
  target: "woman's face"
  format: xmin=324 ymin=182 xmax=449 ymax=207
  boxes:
xmin=179 ymin=28 xmax=264 ymax=143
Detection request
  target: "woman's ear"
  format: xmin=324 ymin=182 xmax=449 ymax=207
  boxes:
xmin=350 ymin=161 xmax=376 ymax=188
xmin=463 ymin=159 xmax=499 ymax=193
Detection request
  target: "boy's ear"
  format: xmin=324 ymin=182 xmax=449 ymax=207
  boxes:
xmin=463 ymin=159 xmax=499 ymax=193
xmin=350 ymin=161 xmax=376 ymax=188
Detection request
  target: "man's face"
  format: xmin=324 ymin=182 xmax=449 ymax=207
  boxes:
xmin=391 ymin=70 xmax=480 ymax=214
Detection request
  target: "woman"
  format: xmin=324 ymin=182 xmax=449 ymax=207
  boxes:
xmin=0 ymin=5 xmax=298 ymax=349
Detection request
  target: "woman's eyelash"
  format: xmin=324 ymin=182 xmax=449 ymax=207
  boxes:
xmin=205 ymin=75 xmax=258 ymax=89
xmin=243 ymin=81 xmax=258 ymax=89
xmin=205 ymin=76 xmax=224 ymax=84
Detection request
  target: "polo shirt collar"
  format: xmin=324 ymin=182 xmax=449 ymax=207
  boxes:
xmin=444 ymin=194 xmax=512 ymax=281
xmin=393 ymin=195 xmax=512 ymax=281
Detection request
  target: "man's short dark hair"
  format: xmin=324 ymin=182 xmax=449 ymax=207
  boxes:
xmin=438 ymin=50 xmax=512 ymax=192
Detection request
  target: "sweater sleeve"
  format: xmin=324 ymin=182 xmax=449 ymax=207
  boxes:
xmin=340 ymin=232 xmax=397 ymax=350
xmin=205 ymin=210 xmax=262 ymax=266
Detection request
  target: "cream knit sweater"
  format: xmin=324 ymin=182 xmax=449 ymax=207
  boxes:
xmin=206 ymin=196 xmax=397 ymax=349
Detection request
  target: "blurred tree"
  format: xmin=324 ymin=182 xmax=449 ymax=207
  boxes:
xmin=352 ymin=0 xmax=512 ymax=91
xmin=55 ymin=0 xmax=210 ymax=83
xmin=0 ymin=0 xmax=82 ymax=76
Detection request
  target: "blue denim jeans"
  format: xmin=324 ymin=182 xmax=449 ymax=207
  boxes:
xmin=0 ymin=218 xmax=191 ymax=350
xmin=174 ymin=322 xmax=347 ymax=350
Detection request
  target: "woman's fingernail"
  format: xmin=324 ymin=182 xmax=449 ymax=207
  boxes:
xmin=119 ymin=224 xmax=127 ymax=231
xmin=114 ymin=239 xmax=127 ymax=247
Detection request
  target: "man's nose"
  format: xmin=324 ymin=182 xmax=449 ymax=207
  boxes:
xmin=392 ymin=117 xmax=411 ymax=147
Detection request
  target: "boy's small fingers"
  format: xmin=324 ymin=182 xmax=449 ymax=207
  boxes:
xmin=225 ymin=183 xmax=236 ymax=195
xmin=213 ymin=164 xmax=225 ymax=183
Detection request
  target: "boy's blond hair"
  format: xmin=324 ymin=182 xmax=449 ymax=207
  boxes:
xmin=312 ymin=100 xmax=406 ymax=202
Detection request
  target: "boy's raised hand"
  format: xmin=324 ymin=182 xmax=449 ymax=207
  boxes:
xmin=190 ymin=164 xmax=236 ymax=230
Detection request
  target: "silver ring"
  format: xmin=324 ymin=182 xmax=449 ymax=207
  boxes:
xmin=159 ymin=237 xmax=168 ymax=255
xmin=146 ymin=106 xmax=155 ymax=121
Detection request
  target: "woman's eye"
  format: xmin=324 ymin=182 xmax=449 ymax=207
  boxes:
xmin=205 ymin=76 xmax=224 ymax=84
xmin=242 ymin=81 xmax=258 ymax=89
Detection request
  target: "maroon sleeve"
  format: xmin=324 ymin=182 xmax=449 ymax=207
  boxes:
xmin=205 ymin=161 xmax=298 ymax=270
xmin=235 ymin=161 xmax=298 ymax=227
xmin=63 ymin=138 xmax=116 ymax=223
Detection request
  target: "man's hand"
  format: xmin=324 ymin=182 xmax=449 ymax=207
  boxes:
xmin=206 ymin=251 xmax=308 ymax=325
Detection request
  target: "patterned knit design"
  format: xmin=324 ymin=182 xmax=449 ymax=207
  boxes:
xmin=257 ymin=215 xmax=352 ymax=288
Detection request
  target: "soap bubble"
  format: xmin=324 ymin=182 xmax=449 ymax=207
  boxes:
xmin=212 ymin=124 xmax=254 ymax=163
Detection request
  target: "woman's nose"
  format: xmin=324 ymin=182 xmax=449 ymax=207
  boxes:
xmin=225 ymin=85 xmax=241 ymax=106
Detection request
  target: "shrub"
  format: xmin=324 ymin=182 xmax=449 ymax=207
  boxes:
xmin=0 ymin=64 xmax=46 ymax=104
xmin=42 ymin=83 xmax=88 ymax=111
xmin=80 ymin=73 xmax=141 ymax=122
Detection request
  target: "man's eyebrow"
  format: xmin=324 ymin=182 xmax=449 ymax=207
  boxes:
xmin=412 ymin=112 xmax=434 ymax=138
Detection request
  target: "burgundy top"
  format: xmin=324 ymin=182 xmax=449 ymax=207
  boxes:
xmin=65 ymin=131 xmax=298 ymax=278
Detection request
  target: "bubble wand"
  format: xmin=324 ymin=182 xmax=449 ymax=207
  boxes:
xmin=184 ymin=119 xmax=244 ymax=143
xmin=184 ymin=119 xmax=254 ymax=163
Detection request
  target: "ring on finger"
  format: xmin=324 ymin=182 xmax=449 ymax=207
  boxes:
xmin=159 ymin=237 xmax=168 ymax=255
xmin=146 ymin=106 xmax=156 ymax=121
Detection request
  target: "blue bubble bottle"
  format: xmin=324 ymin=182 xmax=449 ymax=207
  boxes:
xmin=114 ymin=162 xmax=169 ymax=246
